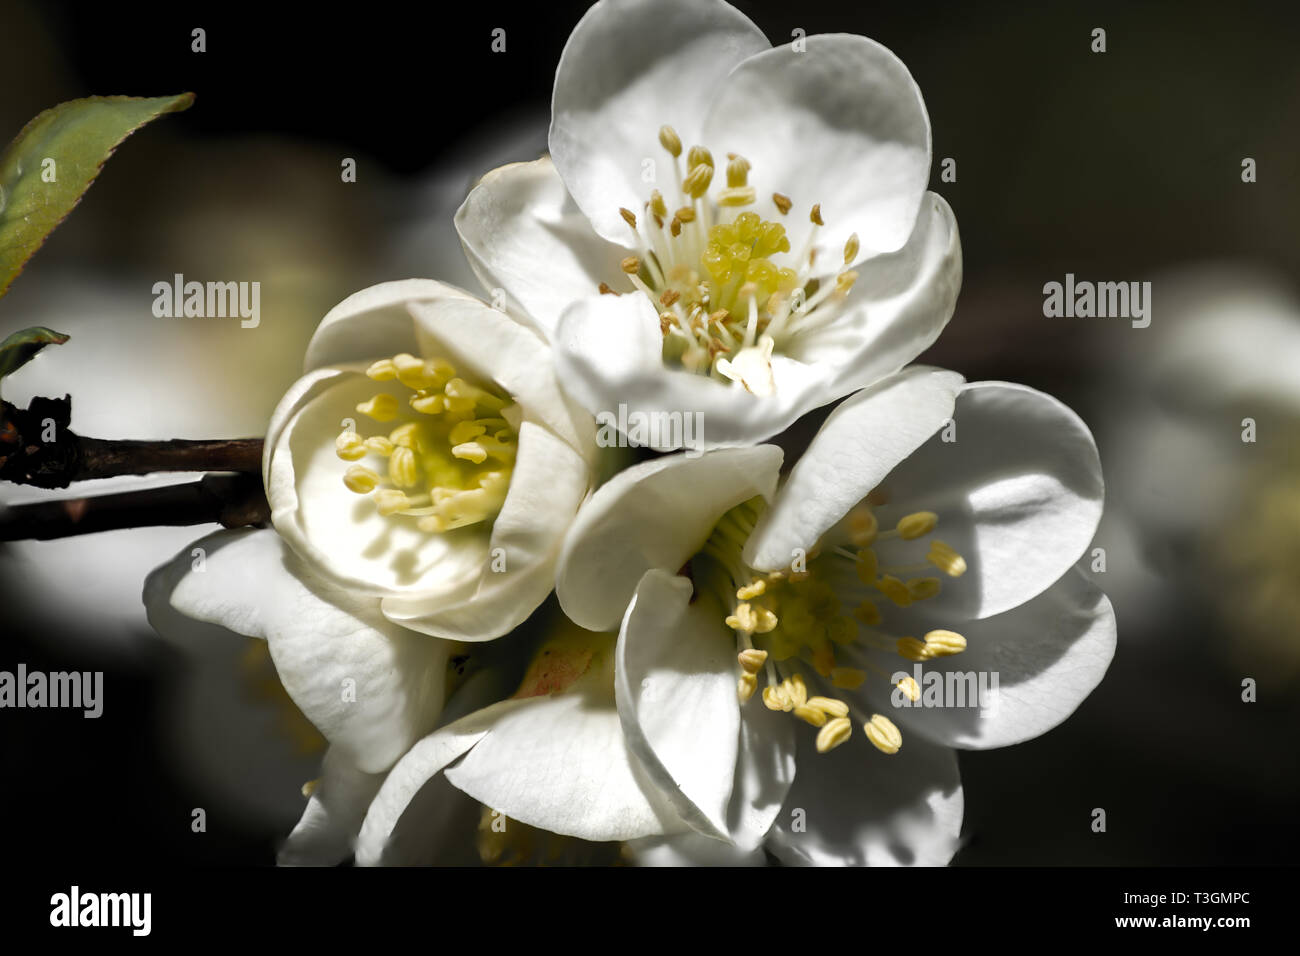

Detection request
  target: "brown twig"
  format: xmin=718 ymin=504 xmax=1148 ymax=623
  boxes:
xmin=75 ymin=437 xmax=264 ymax=479
xmin=0 ymin=473 xmax=269 ymax=541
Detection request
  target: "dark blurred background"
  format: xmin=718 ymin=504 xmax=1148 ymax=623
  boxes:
xmin=1 ymin=0 xmax=1298 ymax=865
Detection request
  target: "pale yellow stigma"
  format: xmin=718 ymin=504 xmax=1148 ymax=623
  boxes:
xmin=864 ymin=714 xmax=902 ymax=754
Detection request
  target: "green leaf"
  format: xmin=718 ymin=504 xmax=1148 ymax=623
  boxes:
xmin=0 ymin=93 xmax=194 ymax=299
xmin=0 ymin=326 xmax=69 ymax=385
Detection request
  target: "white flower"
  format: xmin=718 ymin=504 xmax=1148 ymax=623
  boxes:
xmin=266 ymin=278 xmax=597 ymax=641
xmin=353 ymin=615 xmax=694 ymax=864
xmin=556 ymin=368 xmax=1115 ymax=863
xmin=454 ymin=0 xmax=961 ymax=450
xmin=145 ymin=526 xmax=452 ymax=865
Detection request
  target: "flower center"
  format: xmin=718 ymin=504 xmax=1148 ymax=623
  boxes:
xmin=693 ymin=494 xmax=969 ymax=756
xmin=335 ymin=353 xmax=518 ymax=533
xmin=601 ymin=125 xmax=861 ymax=395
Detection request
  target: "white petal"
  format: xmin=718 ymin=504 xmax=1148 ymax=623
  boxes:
xmin=408 ymin=294 xmax=597 ymax=466
xmin=555 ymin=291 xmax=835 ymax=450
xmin=455 ymin=157 xmax=628 ymax=340
xmin=745 ymin=366 xmax=964 ymax=570
xmin=768 ymin=731 xmax=963 ymax=866
xmin=301 ymin=279 xmax=452 ymax=372
xmin=728 ymin=694 xmax=797 ymax=850
xmin=354 ymin=689 xmax=531 ymax=866
xmin=549 ymin=0 xmax=769 ymax=244
xmin=148 ymin=527 xmax=451 ymax=774
xmin=445 ymin=649 xmax=680 ymax=841
xmin=615 ymin=569 xmax=739 ymax=839
xmin=380 ymin=421 xmax=591 ymax=641
xmin=783 ymin=193 xmax=963 ymax=398
xmin=875 ymin=381 xmax=1105 ymax=618
xmin=279 ymin=748 xmax=384 ymax=866
xmin=701 ymin=33 xmax=930 ymax=263
xmin=882 ymin=567 xmax=1116 ymax=750
xmin=266 ymin=366 xmax=491 ymax=599
xmin=557 ymin=445 xmax=782 ymax=632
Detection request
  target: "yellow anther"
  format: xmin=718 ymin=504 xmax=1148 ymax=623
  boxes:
xmin=834 ymin=270 xmax=858 ymax=297
xmin=897 ymin=511 xmax=938 ymax=540
xmin=726 ymin=602 xmax=778 ymax=635
xmin=675 ymin=206 xmax=696 ymax=223
xmin=364 ymin=436 xmax=394 ymax=456
xmin=794 ymin=703 xmax=828 ymax=727
xmin=335 ymin=431 xmax=366 ymax=461
xmin=669 ymin=216 xmax=682 ymax=237
xmin=924 ymin=629 xmax=967 ymax=657
xmin=389 ymin=422 xmax=421 ymax=448
xmin=896 ymin=675 xmax=921 ymax=702
xmin=772 ymin=193 xmax=793 ymax=215
xmin=683 ymin=163 xmax=714 ymax=198
xmin=855 ymin=548 xmax=879 ymax=585
xmin=686 ymin=145 xmax=713 ymax=169
xmin=864 ymin=714 xmax=903 ymax=755
xmin=388 ymin=446 xmax=418 ymax=487
xmin=907 ymin=577 xmax=943 ymax=601
xmin=876 ymin=574 xmax=913 ymax=608
xmin=849 ymin=507 xmax=878 ymax=546
xmin=621 ymin=256 xmax=641 ymax=275
xmin=844 ymin=232 xmax=860 ymax=264
xmin=410 ymin=392 xmax=445 ymax=415
xmin=374 ymin=489 xmax=411 ymax=516
xmin=449 ymin=421 xmax=487 ymax=445
xmin=737 ymin=580 xmax=766 ymax=601
xmin=357 ymin=393 xmax=400 ymax=422
xmin=301 ymin=778 xmax=320 ymax=798
xmin=365 ymin=358 xmax=397 ymax=381
xmin=393 ymin=353 xmax=442 ymax=390
xmin=786 ymin=674 xmax=808 ymax=708
xmin=649 ymin=190 xmax=668 ymax=218
xmin=806 ymin=696 xmax=850 ymax=719
xmin=928 ymin=539 xmax=968 ymax=577
xmin=763 ymin=685 xmax=792 ymax=712
xmin=445 ymin=378 xmax=506 ymax=412
xmin=738 ymin=648 xmax=768 ymax=674
xmin=810 ymin=203 xmax=824 ymax=226
xmin=619 ymin=207 xmax=638 ymax=229
xmin=726 ymin=155 xmax=751 ymax=187
xmin=452 ymin=442 xmax=489 ymax=464
xmin=816 ymin=716 xmax=852 ymax=754
xmin=342 ymin=465 xmax=380 ymax=494
xmin=831 ymin=667 xmax=867 ymax=690
xmin=854 ymin=599 xmax=882 ymax=628
xmin=717 ymin=186 xmax=757 ymax=207
xmin=896 ymin=637 xmax=930 ymax=662
xmin=658 ymin=125 xmax=682 ymax=157
xmin=737 ymin=672 xmax=758 ymax=703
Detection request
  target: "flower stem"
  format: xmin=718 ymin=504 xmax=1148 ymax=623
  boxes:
xmin=0 ymin=473 xmax=269 ymax=541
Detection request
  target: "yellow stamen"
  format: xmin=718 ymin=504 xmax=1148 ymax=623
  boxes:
xmin=343 ymin=465 xmax=380 ymax=494
xmin=737 ymin=648 xmax=768 ymax=674
xmin=357 ymin=393 xmax=400 ymax=422
xmin=864 ymin=714 xmax=902 ymax=754
xmin=816 ymin=716 xmax=852 ymax=753
xmin=928 ymin=539 xmax=968 ymax=577
xmin=897 ymin=511 xmax=939 ymax=540
xmin=335 ymin=432 xmax=366 ymax=461
xmin=896 ymin=675 xmax=921 ymax=702
xmin=658 ymin=125 xmax=682 ymax=157
xmin=831 ymin=667 xmax=867 ymax=690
